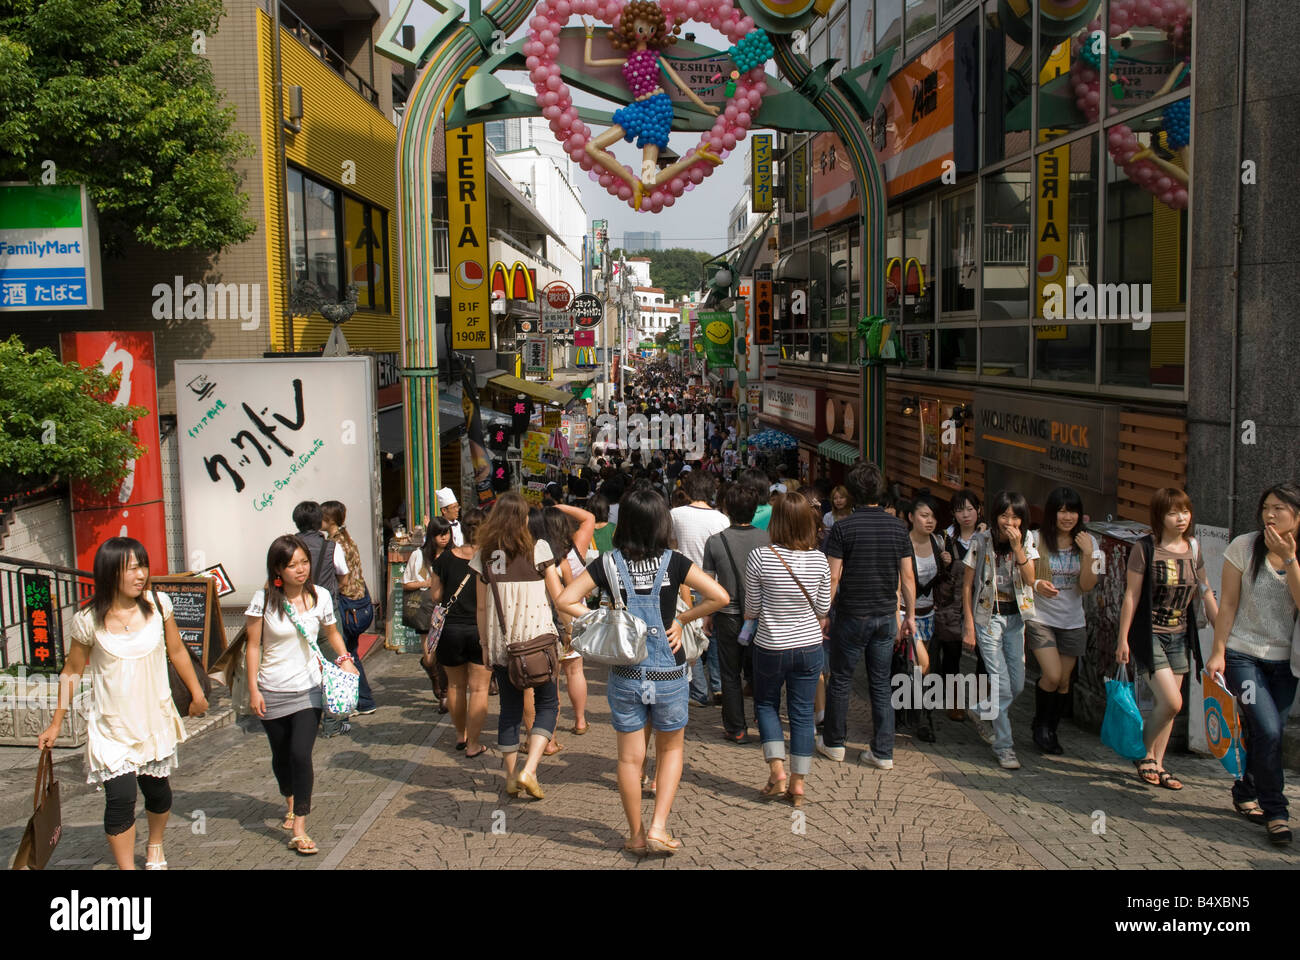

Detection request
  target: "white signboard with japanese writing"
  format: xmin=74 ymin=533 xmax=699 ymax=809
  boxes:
xmin=175 ymin=358 xmax=379 ymax=607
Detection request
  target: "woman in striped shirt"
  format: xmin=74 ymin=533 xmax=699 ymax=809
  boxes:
xmin=743 ymin=492 xmax=831 ymax=807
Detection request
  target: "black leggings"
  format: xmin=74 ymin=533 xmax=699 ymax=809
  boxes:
xmin=261 ymin=708 xmax=322 ymax=815
xmin=103 ymin=773 xmax=172 ymax=836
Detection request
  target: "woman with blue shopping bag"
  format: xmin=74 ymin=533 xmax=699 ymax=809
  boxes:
xmin=1205 ymin=483 xmax=1300 ymax=844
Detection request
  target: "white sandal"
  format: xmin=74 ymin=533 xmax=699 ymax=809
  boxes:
xmin=145 ymin=842 xmax=168 ymax=870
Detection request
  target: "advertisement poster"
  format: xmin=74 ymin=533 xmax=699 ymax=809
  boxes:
xmin=940 ymin=402 xmax=964 ymax=490
xmin=698 ymin=310 xmax=735 ymax=369
xmin=60 ymin=331 xmax=167 ymax=575
xmin=460 ymin=360 xmax=495 ymax=508
xmin=446 ymin=74 xmax=490 ymax=349
xmin=919 ymin=398 xmax=940 ymax=482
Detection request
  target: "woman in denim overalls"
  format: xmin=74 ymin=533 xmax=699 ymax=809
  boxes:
xmin=557 ymin=486 xmax=727 ymax=855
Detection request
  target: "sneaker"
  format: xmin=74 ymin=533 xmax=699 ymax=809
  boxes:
xmin=967 ymin=709 xmax=995 ymax=745
xmin=815 ymin=736 xmax=845 ymax=762
xmin=859 ymin=748 xmax=894 ymax=770
xmin=354 ymin=706 xmax=378 ymax=716
xmin=996 ymin=749 xmax=1021 ymax=770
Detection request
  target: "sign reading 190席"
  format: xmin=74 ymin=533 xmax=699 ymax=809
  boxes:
xmin=570 ymin=293 xmax=603 ymax=328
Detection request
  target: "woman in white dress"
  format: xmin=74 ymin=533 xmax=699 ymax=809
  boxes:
xmin=38 ymin=538 xmax=209 ymax=870
xmin=246 ymin=534 xmax=359 ymax=855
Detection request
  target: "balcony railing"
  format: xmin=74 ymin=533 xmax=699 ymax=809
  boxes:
xmin=279 ymin=2 xmax=380 ymax=108
xmin=982 ymin=222 xmax=1092 ymax=265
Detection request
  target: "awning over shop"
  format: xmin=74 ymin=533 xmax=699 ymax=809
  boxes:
xmin=487 ymin=373 xmax=575 ymax=407
xmin=774 ymin=248 xmax=829 ymax=282
xmin=817 ymin=438 xmax=861 ymax=464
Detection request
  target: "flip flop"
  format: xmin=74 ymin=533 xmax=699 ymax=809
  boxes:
xmin=645 ymin=832 xmax=681 ymax=855
xmin=464 ymin=745 xmax=490 ymax=759
xmin=288 ymin=835 xmax=319 ymax=855
xmin=543 ymin=741 xmax=564 ymax=756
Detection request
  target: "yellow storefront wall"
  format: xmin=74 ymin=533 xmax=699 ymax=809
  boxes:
xmin=257 ymin=9 xmax=400 ymax=352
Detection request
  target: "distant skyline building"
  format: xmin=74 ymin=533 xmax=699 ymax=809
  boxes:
xmin=623 ymin=230 xmax=661 ymax=252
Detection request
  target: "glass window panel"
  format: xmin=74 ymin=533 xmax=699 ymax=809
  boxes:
xmin=905 ymin=0 xmax=937 ymax=50
xmin=829 ymin=329 xmax=851 ymax=364
xmin=811 ymin=24 xmax=828 ymax=67
xmin=938 ymin=326 xmax=976 ymax=374
xmin=852 ymin=0 xmax=875 ymax=65
xmin=942 ymin=0 xmax=969 ymax=15
xmin=376 ymin=208 xmax=391 ymax=313
xmin=848 ymin=227 xmax=861 ymax=323
xmin=885 ymin=209 xmax=903 ymax=327
xmin=810 ymin=235 xmax=829 ymax=327
xmin=811 ymin=330 xmax=828 ymax=364
xmin=877 ymin=0 xmax=902 ymax=55
xmin=1105 ymin=0 xmax=1192 ymax=116
xmin=1036 ymin=0 xmax=1096 ymax=147
xmin=981 ymin=326 xmax=1028 ymax=377
xmin=343 ymin=197 xmax=372 ymax=310
xmin=1102 ymin=321 xmax=1185 ymax=389
xmin=1104 ymin=101 xmax=1188 ymax=311
xmin=1035 ymin=133 xmax=1097 ymax=318
xmin=904 ymin=200 xmax=935 ymax=325
xmin=942 ymin=189 xmax=977 ymax=314
xmin=304 ymin=175 xmax=340 ymax=301
xmin=983 ymin=0 xmax=1031 ymax=165
xmin=829 ymin=9 xmax=849 ymax=78
xmin=1034 ymin=323 xmax=1095 ymax=384
xmin=829 ymin=229 xmax=851 ymax=327
xmin=287 ymin=168 xmax=306 ymax=292
xmin=982 ymin=160 xmax=1031 ymax=320
xmin=901 ymin=327 xmax=933 ymax=369
xmin=791 ymin=332 xmax=811 ymax=363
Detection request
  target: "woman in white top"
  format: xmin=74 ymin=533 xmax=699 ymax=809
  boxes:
xmin=1025 ymin=487 xmax=1098 ymax=756
xmin=1206 ymin=483 xmax=1300 ymax=844
xmin=245 ymin=534 xmax=358 ymax=855
xmin=405 ymin=517 xmax=453 ymax=711
xmin=39 ymin=537 xmax=209 ymax=870
xmin=743 ymin=492 xmax=830 ymax=807
xmin=822 ymin=485 xmax=853 ymax=531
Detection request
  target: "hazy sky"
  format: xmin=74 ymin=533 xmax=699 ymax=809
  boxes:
xmin=390 ymin=1 xmax=753 ymax=254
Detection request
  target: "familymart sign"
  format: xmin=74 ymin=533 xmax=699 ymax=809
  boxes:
xmin=0 ymin=183 xmax=103 ymax=310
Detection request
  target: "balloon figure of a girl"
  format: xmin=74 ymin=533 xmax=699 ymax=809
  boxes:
xmin=584 ymin=1 xmax=722 ymax=210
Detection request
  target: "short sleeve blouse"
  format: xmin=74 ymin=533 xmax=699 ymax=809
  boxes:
xmin=468 ymin=540 xmax=556 ymax=667
xmin=246 ymin=588 xmax=336 ymax=692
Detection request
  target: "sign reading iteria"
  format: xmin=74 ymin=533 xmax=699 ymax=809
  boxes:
xmin=22 ymin=573 xmax=62 ymax=674
xmin=446 ymin=76 xmax=490 ymax=350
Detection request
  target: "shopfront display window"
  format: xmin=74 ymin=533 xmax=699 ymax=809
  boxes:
xmin=1102 ymin=320 xmax=1184 ymax=390
xmin=1034 ymin=133 xmax=1096 ymax=318
xmin=983 ymin=0 xmax=1031 ymax=166
xmin=941 ymin=189 xmax=976 ymax=315
xmin=830 ymin=329 xmax=851 ymax=365
xmin=982 ymin=160 xmax=1031 ymax=321
xmin=1034 ymin=323 xmax=1095 ymax=384
xmin=938 ymin=326 xmax=976 ymax=374
xmin=903 ymin=199 xmax=935 ymax=325
xmin=981 ymin=325 xmax=1028 ymax=378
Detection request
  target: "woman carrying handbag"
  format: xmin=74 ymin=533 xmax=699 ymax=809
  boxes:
xmin=38 ymin=537 xmax=209 ymax=870
xmin=322 ymin=500 xmax=377 ymax=715
xmin=429 ymin=508 xmax=489 ymax=757
xmin=245 ymin=535 xmax=359 ymax=855
xmin=555 ymin=485 xmax=728 ymax=855
xmin=405 ymin=517 xmax=453 ymax=712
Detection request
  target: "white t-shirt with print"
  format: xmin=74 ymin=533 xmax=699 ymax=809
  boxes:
xmin=245 ymin=588 xmax=336 ymax=693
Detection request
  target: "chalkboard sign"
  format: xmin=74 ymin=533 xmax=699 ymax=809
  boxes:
xmin=386 ymin=549 xmax=424 ymax=654
xmin=150 ymin=575 xmax=228 ymax=669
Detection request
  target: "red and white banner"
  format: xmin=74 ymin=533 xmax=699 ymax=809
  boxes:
xmin=60 ymin=331 xmax=168 ymax=575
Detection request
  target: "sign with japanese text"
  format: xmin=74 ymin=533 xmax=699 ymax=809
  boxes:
xmin=60 ymin=331 xmax=167 ymax=576
xmin=790 ymin=141 xmax=807 ymax=213
xmin=446 ymin=75 xmax=491 ymax=350
xmin=1036 ymin=42 xmax=1071 ymax=319
xmin=751 ymin=134 xmax=773 ymax=212
xmin=175 ymin=358 xmax=380 ymax=606
xmin=753 ymin=268 xmax=773 ymax=345
xmin=22 ymin=573 xmax=62 ymax=674
xmin=0 ymin=184 xmax=103 ymax=311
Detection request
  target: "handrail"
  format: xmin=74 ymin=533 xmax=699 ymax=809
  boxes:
xmin=279 ymin=1 xmax=380 ymax=108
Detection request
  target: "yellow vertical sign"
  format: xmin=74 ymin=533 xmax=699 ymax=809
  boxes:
xmin=1036 ymin=43 xmax=1070 ymax=328
xmin=446 ymin=73 xmax=490 ymax=350
xmin=752 ymin=134 xmax=773 ymax=212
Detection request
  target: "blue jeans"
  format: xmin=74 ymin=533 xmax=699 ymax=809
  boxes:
xmin=974 ymin=613 xmax=1025 ymax=753
xmin=824 ymin=613 xmax=897 ymax=758
xmin=689 ymin=618 xmax=723 ymax=703
xmin=494 ymin=667 xmax=558 ymax=752
xmin=754 ymin=644 xmax=823 ymax=775
xmin=1225 ymin=650 xmax=1297 ymax=820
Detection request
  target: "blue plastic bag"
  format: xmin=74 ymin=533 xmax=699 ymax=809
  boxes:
xmin=1101 ymin=664 xmax=1147 ymax=761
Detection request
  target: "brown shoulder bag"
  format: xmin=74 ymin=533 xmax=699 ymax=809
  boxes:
xmin=12 ymin=747 xmax=61 ymax=869
xmin=484 ymin=560 xmax=559 ymax=691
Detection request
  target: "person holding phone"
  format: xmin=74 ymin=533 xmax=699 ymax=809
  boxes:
xmin=38 ymin=537 xmax=209 ymax=870
xmin=1025 ymin=487 xmax=1098 ymax=755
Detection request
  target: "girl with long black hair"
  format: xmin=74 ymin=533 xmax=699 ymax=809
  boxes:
xmin=934 ymin=489 xmax=982 ymax=722
xmin=1025 ymin=487 xmax=1098 ymax=755
xmin=901 ymin=493 xmax=948 ymax=742
xmin=962 ymin=491 xmax=1039 ymax=770
xmin=245 ymin=535 xmax=359 ymax=855
xmin=1207 ymin=483 xmax=1300 ymax=843
xmin=38 ymin=538 xmax=208 ymax=869
xmin=405 ymin=517 xmax=453 ymax=711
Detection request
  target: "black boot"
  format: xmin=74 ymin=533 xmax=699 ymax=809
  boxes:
xmin=1032 ymin=685 xmax=1054 ymax=752
xmin=917 ymin=709 xmax=936 ymax=743
xmin=1046 ymin=690 xmax=1066 ymax=755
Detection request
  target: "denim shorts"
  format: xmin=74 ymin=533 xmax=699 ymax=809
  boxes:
xmin=607 ymin=671 xmax=689 ymax=733
xmin=1024 ymin=620 xmax=1087 ymax=658
xmin=1149 ymin=628 xmax=1190 ymax=675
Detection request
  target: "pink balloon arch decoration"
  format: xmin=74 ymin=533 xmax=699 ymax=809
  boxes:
xmin=1068 ymin=0 xmax=1191 ymax=210
xmin=525 ymin=0 xmax=769 ymax=212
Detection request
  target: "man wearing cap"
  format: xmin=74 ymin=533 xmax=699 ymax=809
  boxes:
xmin=436 ymin=488 xmax=464 ymax=546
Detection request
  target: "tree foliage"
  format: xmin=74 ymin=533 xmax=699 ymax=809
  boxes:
xmin=0 ymin=0 xmax=256 ymax=253
xmin=612 ymin=246 xmax=712 ymax=301
xmin=0 ymin=336 xmax=148 ymax=496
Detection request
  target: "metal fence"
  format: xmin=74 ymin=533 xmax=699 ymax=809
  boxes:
xmin=0 ymin=555 xmax=93 ymax=672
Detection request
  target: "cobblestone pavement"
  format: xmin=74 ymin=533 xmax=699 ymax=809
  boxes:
xmin=3 ymin=648 xmax=1298 ymax=869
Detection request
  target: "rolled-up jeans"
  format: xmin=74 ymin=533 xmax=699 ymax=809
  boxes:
xmin=754 ymin=643 xmax=823 ymax=775
xmin=973 ymin=613 xmax=1024 ymax=753
xmin=1225 ymin=650 xmax=1297 ymax=820
xmin=494 ymin=667 xmax=558 ymax=752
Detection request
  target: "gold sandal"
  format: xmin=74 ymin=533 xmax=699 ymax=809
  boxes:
xmin=288 ymin=835 xmax=318 ymax=855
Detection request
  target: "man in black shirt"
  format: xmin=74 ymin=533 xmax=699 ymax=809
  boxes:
xmin=819 ymin=461 xmax=916 ymax=769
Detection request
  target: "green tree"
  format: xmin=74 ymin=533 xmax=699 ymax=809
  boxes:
xmin=0 ymin=336 xmax=148 ymax=497
xmin=655 ymin=319 xmax=680 ymax=348
xmin=0 ymin=0 xmax=256 ymax=253
xmin=610 ymin=247 xmax=712 ymax=301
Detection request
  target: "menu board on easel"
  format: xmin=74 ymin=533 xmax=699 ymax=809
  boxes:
xmin=150 ymin=575 xmax=228 ymax=669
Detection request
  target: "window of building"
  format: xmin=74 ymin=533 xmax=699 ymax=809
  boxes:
xmin=828 ymin=8 xmax=849 ymax=78
xmin=1101 ymin=319 xmax=1185 ymax=390
xmin=287 ymin=165 xmax=391 ymax=313
xmin=941 ymin=189 xmax=977 ymax=314
xmin=904 ymin=199 xmax=935 ymax=325
xmin=1034 ymin=133 xmax=1097 ymax=318
xmin=877 ymin=0 xmax=903 ymax=55
xmin=1106 ymin=0 xmax=1192 ymax=121
xmin=938 ymin=326 xmax=976 ymax=374
xmin=1034 ymin=323 xmax=1096 ymax=384
xmin=983 ymin=0 xmax=1031 ymax=166
xmin=981 ymin=325 xmax=1028 ymax=378
xmin=829 ymin=229 xmax=851 ymax=327
xmin=982 ymin=159 xmax=1031 ymax=320
xmin=905 ymin=0 xmax=937 ymax=52
xmin=851 ymin=0 xmax=874 ymax=65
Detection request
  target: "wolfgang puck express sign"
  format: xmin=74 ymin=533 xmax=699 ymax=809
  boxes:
xmin=972 ymin=389 xmax=1118 ymax=493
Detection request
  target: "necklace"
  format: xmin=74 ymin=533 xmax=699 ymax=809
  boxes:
xmin=107 ymin=604 xmax=139 ymax=634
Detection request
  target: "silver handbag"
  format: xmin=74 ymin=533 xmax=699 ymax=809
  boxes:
xmin=677 ymin=591 xmax=708 ymax=660
xmin=570 ymin=553 xmax=648 ymax=666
